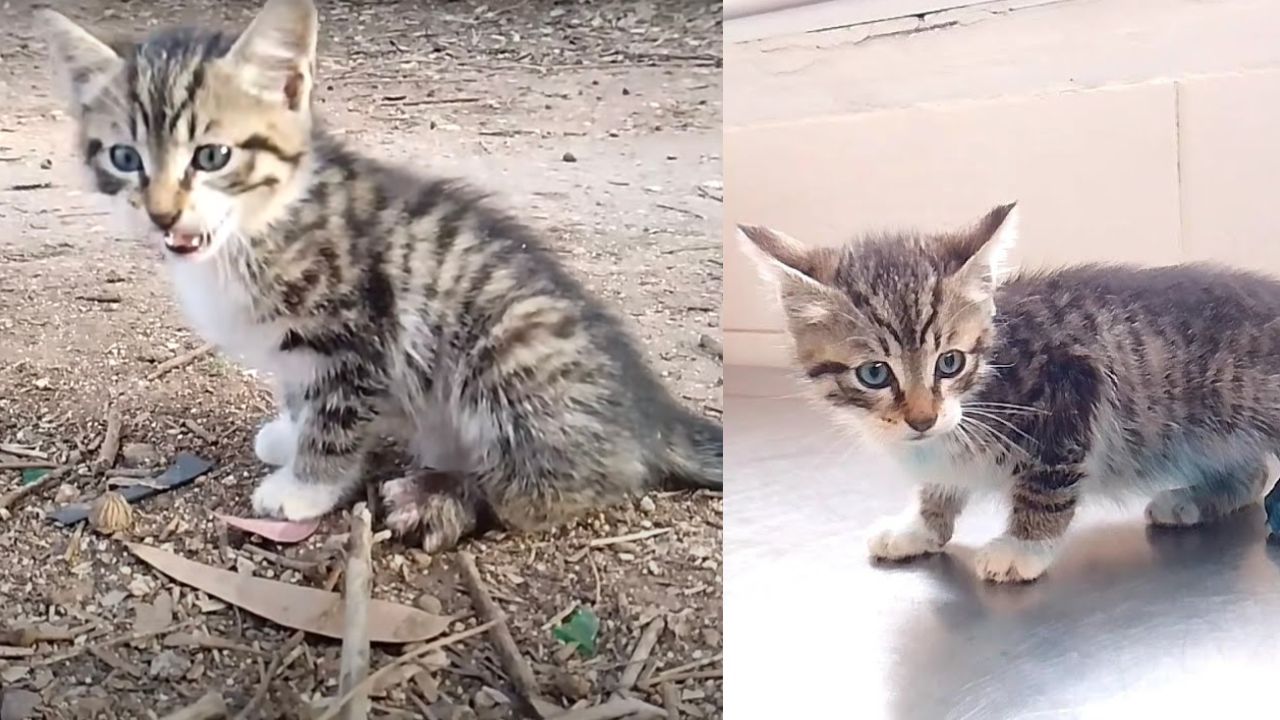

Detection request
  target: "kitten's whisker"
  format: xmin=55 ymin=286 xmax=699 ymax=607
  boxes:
xmin=964 ymin=401 xmax=1048 ymax=415
xmin=961 ymin=416 xmax=1031 ymax=459
xmin=964 ymin=408 xmax=1039 ymax=446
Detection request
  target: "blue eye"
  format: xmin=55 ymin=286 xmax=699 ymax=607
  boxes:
xmin=854 ymin=362 xmax=893 ymax=389
xmin=936 ymin=350 xmax=967 ymax=378
xmin=108 ymin=144 xmax=142 ymax=173
xmin=191 ymin=144 xmax=232 ymax=172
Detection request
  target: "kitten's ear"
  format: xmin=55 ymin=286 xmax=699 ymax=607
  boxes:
xmin=38 ymin=10 xmax=123 ymax=110
xmin=737 ymin=224 xmax=828 ymax=287
xmin=954 ymin=202 xmax=1018 ymax=295
xmin=226 ymin=0 xmax=318 ymax=110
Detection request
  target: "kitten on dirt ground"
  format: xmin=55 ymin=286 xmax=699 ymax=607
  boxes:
xmin=40 ymin=0 xmax=722 ymax=551
xmin=741 ymin=203 xmax=1280 ymax=583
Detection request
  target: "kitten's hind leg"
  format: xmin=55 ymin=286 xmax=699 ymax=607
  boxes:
xmin=1145 ymin=460 xmax=1268 ymax=528
xmin=380 ymin=470 xmax=485 ymax=552
xmin=868 ymin=484 xmax=968 ymax=562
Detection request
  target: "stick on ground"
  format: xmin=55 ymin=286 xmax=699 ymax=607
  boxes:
xmin=618 ymin=616 xmax=665 ymax=691
xmin=661 ymin=683 xmax=680 ymax=720
xmin=551 ymin=698 xmax=667 ymax=720
xmin=158 ymin=692 xmax=227 ymax=720
xmin=456 ymin=550 xmax=549 ymax=719
xmin=146 ymin=343 xmax=214 ymax=381
xmin=0 ymin=465 xmax=75 ymax=512
xmin=312 ymin=621 xmax=496 ymax=720
xmin=94 ymin=404 xmax=122 ymax=471
xmin=338 ymin=503 xmax=373 ymax=720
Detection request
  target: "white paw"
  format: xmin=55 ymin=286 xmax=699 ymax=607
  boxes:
xmin=251 ymin=467 xmax=345 ymax=521
xmin=867 ymin=522 xmax=943 ymax=562
xmin=1145 ymin=490 xmax=1202 ymax=527
xmin=973 ymin=536 xmax=1055 ymax=583
xmin=254 ymin=415 xmax=296 ymax=467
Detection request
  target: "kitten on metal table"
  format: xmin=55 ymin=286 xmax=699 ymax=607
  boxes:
xmin=40 ymin=0 xmax=721 ymax=551
xmin=741 ymin=204 xmax=1280 ymax=582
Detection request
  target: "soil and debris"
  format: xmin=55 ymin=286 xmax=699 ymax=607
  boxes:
xmin=0 ymin=1 xmax=723 ymax=717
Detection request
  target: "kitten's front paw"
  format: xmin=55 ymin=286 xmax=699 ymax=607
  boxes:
xmin=868 ymin=524 xmax=944 ymax=562
xmin=253 ymin=415 xmax=296 ymax=467
xmin=251 ymin=467 xmax=345 ymax=521
xmin=973 ymin=536 xmax=1054 ymax=583
xmin=1145 ymin=490 xmax=1202 ymax=527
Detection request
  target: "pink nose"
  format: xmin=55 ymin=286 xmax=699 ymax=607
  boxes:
xmin=906 ymin=414 xmax=937 ymax=433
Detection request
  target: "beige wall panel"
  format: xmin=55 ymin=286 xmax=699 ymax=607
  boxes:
xmin=724 ymin=83 xmax=1182 ymax=365
xmin=1179 ymin=70 xmax=1280 ymax=269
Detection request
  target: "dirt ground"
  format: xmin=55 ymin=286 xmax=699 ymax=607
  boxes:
xmin=0 ymin=1 xmax=722 ymax=718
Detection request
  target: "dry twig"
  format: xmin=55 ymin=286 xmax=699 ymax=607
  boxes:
xmin=338 ymin=503 xmax=374 ymax=720
xmin=146 ymin=343 xmax=215 ymax=381
xmin=313 ymin=621 xmax=496 ymax=720
xmin=619 ymin=616 xmax=665 ymax=691
xmin=94 ymin=404 xmax=122 ymax=471
xmin=588 ymin=528 xmax=672 ymax=548
xmin=0 ymin=460 xmax=56 ymax=470
xmin=642 ymin=654 xmax=722 ymax=688
xmin=158 ymin=692 xmax=227 ymax=720
xmin=457 ymin=550 xmax=548 ymax=718
xmin=552 ymin=697 xmax=666 ymax=720
xmin=0 ymin=464 xmax=75 ymax=512
xmin=661 ymin=683 xmax=680 ymax=720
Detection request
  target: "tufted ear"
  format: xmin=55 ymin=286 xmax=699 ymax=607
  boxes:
xmin=38 ymin=9 xmax=124 ymax=112
xmin=737 ymin=224 xmax=829 ymax=287
xmin=226 ymin=0 xmax=319 ymax=110
xmin=952 ymin=202 xmax=1019 ymax=296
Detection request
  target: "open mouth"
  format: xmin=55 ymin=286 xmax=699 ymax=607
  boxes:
xmin=164 ymin=232 xmax=210 ymax=256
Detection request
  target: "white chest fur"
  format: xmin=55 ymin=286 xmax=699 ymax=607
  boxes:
xmin=165 ymin=257 xmax=320 ymax=383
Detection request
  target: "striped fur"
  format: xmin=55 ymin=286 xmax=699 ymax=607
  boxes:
xmin=742 ymin=204 xmax=1280 ymax=583
xmin=42 ymin=0 xmax=721 ymax=551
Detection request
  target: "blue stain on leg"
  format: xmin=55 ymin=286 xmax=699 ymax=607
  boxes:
xmin=1265 ymin=477 xmax=1280 ymax=540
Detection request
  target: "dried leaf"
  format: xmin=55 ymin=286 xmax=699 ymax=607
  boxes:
xmin=215 ymin=513 xmax=320 ymax=544
xmin=0 ymin=688 xmax=41 ymax=720
xmin=132 ymin=594 xmax=173 ymax=636
xmin=127 ymin=543 xmax=449 ymax=643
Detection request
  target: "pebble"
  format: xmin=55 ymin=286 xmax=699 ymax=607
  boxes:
xmin=121 ymin=442 xmax=160 ymax=467
xmin=148 ymin=650 xmax=191 ymax=680
xmin=639 ymin=496 xmax=656 ymax=513
xmin=552 ymin=671 xmax=591 ymax=700
xmin=414 ymin=593 xmax=443 ymax=614
xmin=473 ymin=687 xmax=509 ymax=709
xmin=561 ymin=151 xmax=577 ymax=163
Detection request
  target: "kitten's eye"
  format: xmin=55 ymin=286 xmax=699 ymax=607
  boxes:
xmin=936 ymin=350 xmax=967 ymax=378
xmin=191 ymin=144 xmax=232 ymax=172
xmin=108 ymin=144 xmax=143 ymax=173
xmin=854 ymin=361 xmax=893 ymax=389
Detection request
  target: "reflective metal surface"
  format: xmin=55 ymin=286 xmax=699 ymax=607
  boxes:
xmin=725 ymin=366 xmax=1280 ymax=720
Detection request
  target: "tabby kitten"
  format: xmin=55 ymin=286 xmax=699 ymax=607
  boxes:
xmin=42 ymin=0 xmax=722 ymax=551
xmin=741 ymin=204 xmax=1280 ymax=583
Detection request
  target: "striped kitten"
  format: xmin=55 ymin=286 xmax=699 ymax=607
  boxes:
xmin=42 ymin=0 xmax=722 ymax=551
xmin=741 ymin=204 xmax=1280 ymax=583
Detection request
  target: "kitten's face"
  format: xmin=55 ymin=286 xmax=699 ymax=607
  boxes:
xmin=740 ymin=204 xmax=1018 ymax=447
xmin=40 ymin=0 xmax=318 ymax=262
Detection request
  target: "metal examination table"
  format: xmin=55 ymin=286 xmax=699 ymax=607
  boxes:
xmin=724 ymin=366 xmax=1280 ymax=720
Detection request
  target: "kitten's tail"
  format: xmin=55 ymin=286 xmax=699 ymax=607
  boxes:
xmin=657 ymin=411 xmax=723 ymax=490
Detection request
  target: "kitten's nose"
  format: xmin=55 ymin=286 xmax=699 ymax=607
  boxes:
xmin=905 ymin=414 xmax=937 ymax=433
xmin=148 ymin=210 xmax=180 ymax=231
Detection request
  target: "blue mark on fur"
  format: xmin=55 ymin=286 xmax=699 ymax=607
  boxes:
xmin=1265 ymin=479 xmax=1280 ymax=539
